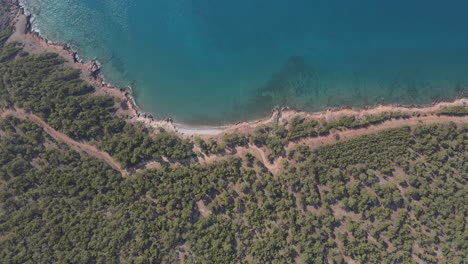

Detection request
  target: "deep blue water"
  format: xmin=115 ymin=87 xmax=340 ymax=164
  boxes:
xmin=21 ymin=0 xmax=468 ymax=125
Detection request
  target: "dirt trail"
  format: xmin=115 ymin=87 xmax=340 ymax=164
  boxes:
xmin=246 ymin=145 xmax=279 ymax=173
xmin=1 ymin=107 xmax=467 ymax=176
xmin=285 ymin=115 xmax=468 ymax=152
xmin=201 ymin=115 xmax=468 ymax=175
xmin=0 ymin=108 xmax=129 ymax=176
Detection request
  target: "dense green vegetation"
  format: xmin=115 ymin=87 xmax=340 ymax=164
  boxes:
xmin=0 ymin=27 xmax=21 ymax=63
xmin=288 ymin=112 xmax=411 ymax=138
xmin=325 ymin=112 xmax=411 ymax=131
xmin=0 ymin=14 xmax=467 ymax=263
xmin=0 ymin=28 xmax=193 ymax=168
xmin=199 ymin=111 xmax=414 ymax=159
xmin=195 ymin=133 xmax=248 ymax=156
xmin=1 ymin=116 xmax=466 ymax=263
xmin=243 ymin=112 xmax=412 ymax=161
xmin=438 ymin=105 xmax=468 ymax=116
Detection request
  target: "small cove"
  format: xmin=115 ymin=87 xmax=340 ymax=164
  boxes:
xmin=20 ymin=0 xmax=468 ymax=125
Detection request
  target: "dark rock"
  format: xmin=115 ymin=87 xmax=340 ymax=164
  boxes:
xmin=24 ymin=14 xmax=32 ymax=33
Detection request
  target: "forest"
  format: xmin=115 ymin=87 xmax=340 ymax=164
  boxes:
xmin=0 ymin=11 xmax=467 ymax=264
xmin=0 ymin=28 xmax=194 ymax=168
xmin=0 ymin=116 xmax=466 ymax=263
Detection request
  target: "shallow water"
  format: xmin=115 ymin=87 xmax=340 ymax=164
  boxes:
xmin=21 ymin=0 xmax=468 ymax=125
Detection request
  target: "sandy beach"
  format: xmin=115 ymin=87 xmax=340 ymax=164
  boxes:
xmin=6 ymin=3 xmax=467 ymax=138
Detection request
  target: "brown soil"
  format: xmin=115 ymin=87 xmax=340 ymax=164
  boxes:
xmin=0 ymin=107 xmax=129 ymax=176
xmin=205 ymin=98 xmax=467 ymax=139
xmin=3 ymin=105 xmax=464 ymax=177
xmin=6 ymin=8 xmax=178 ymax=133
xmin=3 ymin=3 xmax=468 ymax=177
xmin=285 ymin=115 xmax=468 ymax=151
xmin=6 ymin=4 xmax=468 ymax=138
xmin=198 ymin=115 xmax=468 ymax=175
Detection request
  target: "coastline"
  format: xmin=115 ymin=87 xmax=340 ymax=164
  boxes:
xmin=8 ymin=3 xmax=181 ymax=132
xmin=7 ymin=2 xmax=467 ymax=137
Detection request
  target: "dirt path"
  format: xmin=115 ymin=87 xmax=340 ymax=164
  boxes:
xmin=1 ymin=107 xmax=466 ymax=176
xmin=245 ymin=145 xmax=280 ymax=173
xmin=0 ymin=108 xmax=129 ymax=176
xmin=285 ymin=115 xmax=468 ymax=152
xmin=200 ymin=115 xmax=468 ymax=175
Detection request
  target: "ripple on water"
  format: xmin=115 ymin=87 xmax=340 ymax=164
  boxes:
xmin=20 ymin=0 xmax=468 ymax=125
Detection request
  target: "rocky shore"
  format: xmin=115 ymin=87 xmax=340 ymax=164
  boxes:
xmin=6 ymin=1 xmax=467 ymax=137
xmin=8 ymin=2 xmax=182 ymax=132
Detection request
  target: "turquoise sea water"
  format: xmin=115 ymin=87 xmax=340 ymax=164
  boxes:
xmin=21 ymin=0 xmax=468 ymax=125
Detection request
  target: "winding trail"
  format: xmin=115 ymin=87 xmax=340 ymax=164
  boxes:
xmin=0 ymin=108 xmax=129 ymax=176
xmin=1 ymin=107 xmax=467 ymax=177
xmin=247 ymin=145 xmax=277 ymax=172
xmin=201 ymin=115 xmax=468 ymax=175
xmin=285 ymin=115 xmax=468 ymax=152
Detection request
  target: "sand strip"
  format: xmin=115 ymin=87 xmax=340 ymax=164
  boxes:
xmin=5 ymin=3 xmax=467 ymax=138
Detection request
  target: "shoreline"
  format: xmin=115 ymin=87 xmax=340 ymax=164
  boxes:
xmin=7 ymin=2 xmax=467 ymax=137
